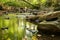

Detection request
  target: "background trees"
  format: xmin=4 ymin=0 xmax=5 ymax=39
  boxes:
xmin=0 ymin=0 xmax=60 ymax=10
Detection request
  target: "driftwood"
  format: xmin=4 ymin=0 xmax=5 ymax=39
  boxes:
xmin=26 ymin=11 xmax=60 ymax=20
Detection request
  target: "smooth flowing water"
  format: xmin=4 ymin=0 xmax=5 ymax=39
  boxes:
xmin=0 ymin=14 xmax=26 ymax=40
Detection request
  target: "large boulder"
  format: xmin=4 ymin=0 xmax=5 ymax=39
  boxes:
xmin=26 ymin=11 xmax=60 ymax=35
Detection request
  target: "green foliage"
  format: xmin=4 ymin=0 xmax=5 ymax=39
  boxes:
xmin=0 ymin=0 xmax=60 ymax=10
xmin=39 ymin=0 xmax=47 ymax=5
xmin=4 ymin=2 xmax=20 ymax=7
